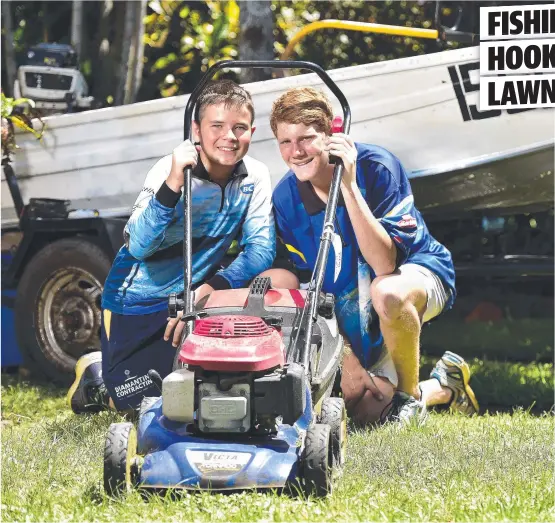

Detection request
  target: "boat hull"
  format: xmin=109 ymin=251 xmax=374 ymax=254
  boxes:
xmin=2 ymin=47 xmax=553 ymax=228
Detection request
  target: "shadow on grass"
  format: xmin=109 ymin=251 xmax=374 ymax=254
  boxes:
xmin=133 ymin=485 xmax=298 ymax=504
xmin=1 ymin=372 xmax=67 ymax=398
xmin=3 ymin=358 xmax=554 ymax=418
xmin=84 ymin=482 xmax=104 ymax=505
xmin=1 ymin=372 xmax=68 ymax=421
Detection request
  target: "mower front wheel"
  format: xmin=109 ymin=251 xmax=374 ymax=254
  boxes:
xmin=319 ymin=397 xmax=347 ymax=467
xmin=104 ymin=422 xmax=140 ymax=496
xmin=301 ymin=423 xmax=333 ymax=497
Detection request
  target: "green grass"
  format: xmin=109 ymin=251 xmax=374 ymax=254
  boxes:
xmin=421 ymin=318 xmax=554 ymax=362
xmin=2 ymin=360 xmax=554 ymax=522
xmin=419 ymin=356 xmax=554 ymax=413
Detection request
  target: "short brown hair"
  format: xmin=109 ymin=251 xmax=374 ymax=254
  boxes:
xmin=270 ymin=87 xmax=334 ymax=136
xmin=194 ymin=80 xmax=255 ymax=124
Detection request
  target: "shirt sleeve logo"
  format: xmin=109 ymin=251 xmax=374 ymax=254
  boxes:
xmin=397 ymin=214 xmax=417 ymax=229
xmin=240 ymin=183 xmax=255 ymax=194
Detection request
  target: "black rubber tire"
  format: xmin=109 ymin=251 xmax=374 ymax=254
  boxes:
xmin=104 ymin=422 xmax=139 ymax=497
xmin=302 ymin=423 xmax=333 ymax=497
xmin=319 ymin=397 xmax=347 ymax=467
xmin=14 ymin=238 xmax=111 ymax=384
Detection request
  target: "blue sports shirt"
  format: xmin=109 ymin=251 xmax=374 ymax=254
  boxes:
xmin=272 ymin=143 xmax=455 ymax=365
xmin=102 ymin=154 xmax=276 ymax=315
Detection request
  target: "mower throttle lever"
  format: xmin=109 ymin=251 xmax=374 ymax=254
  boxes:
xmin=147 ymin=369 xmax=163 ymax=393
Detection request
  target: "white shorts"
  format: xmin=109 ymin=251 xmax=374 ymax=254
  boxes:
xmin=367 ymin=263 xmax=451 ymax=388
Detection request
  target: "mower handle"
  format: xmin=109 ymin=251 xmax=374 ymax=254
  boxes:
xmin=183 ymin=60 xmax=351 ymax=141
xmin=178 ymin=60 xmax=352 ymax=374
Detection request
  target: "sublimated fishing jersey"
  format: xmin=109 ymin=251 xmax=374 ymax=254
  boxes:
xmin=102 ymin=154 xmax=276 ymax=315
xmin=272 ymin=143 xmax=455 ymax=366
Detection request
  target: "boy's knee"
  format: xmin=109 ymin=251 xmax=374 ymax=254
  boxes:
xmin=259 ymin=268 xmax=299 ymax=289
xmin=371 ymin=279 xmax=407 ymax=322
xmin=371 ymin=275 xmax=426 ymax=323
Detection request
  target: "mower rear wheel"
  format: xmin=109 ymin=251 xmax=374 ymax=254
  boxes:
xmin=104 ymin=422 xmax=139 ymax=496
xmin=302 ymin=423 xmax=333 ymax=497
xmin=319 ymin=397 xmax=347 ymax=467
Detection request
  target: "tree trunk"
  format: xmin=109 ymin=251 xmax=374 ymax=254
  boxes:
xmin=130 ymin=0 xmax=147 ymax=104
xmin=91 ymin=1 xmax=126 ymax=106
xmin=116 ymin=1 xmax=136 ymax=105
xmin=71 ymin=0 xmax=84 ymax=59
xmin=1 ymin=2 xmax=17 ymax=97
xmin=91 ymin=0 xmax=114 ymax=104
xmin=110 ymin=2 xmax=126 ymax=102
xmin=42 ymin=0 xmax=50 ymax=42
xmin=238 ymin=1 xmax=274 ymax=83
xmin=117 ymin=0 xmax=147 ymax=105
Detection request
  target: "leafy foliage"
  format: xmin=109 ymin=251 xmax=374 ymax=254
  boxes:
xmin=1 ymin=92 xmax=45 ymax=158
xmin=139 ymin=0 xmax=241 ymax=100
xmin=273 ymin=0 xmax=447 ymax=69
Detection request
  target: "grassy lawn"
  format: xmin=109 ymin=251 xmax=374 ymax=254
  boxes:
xmin=2 ymin=359 xmax=554 ymax=522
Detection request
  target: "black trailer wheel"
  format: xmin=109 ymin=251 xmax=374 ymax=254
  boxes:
xmin=302 ymin=423 xmax=333 ymax=497
xmin=14 ymin=238 xmax=111 ymax=384
xmin=319 ymin=397 xmax=347 ymax=467
xmin=104 ymin=422 xmax=139 ymax=496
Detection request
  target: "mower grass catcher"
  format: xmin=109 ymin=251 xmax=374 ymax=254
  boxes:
xmin=103 ymin=60 xmax=351 ymax=498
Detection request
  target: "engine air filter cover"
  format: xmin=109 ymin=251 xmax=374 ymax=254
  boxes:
xmin=179 ymin=315 xmax=284 ymax=372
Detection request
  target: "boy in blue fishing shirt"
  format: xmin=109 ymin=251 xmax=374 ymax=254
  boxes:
xmin=68 ymin=80 xmax=275 ymax=413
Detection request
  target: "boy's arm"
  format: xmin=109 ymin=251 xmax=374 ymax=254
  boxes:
xmin=327 ymin=134 xmax=397 ymax=275
xmin=124 ymin=155 xmax=180 ymax=260
xmin=365 ymin=161 xmax=419 ymax=270
xmin=209 ymin=172 xmax=276 ymax=289
xmin=125 ymin=140 xmax=199 ymax=260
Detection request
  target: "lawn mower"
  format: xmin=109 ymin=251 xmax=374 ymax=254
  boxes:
xmin=103 ymin=60 xmax=350 ymax=497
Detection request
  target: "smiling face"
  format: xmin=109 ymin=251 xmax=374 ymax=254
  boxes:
xmin=276 ymin=121 xmax=330 ymax=183
xmin=193 ymin=102 xmax=254 ymax=174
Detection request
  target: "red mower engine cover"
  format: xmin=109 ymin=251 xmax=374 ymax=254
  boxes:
xmin=179 ymin=315 xmax=285 ymax=372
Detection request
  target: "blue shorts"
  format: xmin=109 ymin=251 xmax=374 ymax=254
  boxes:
xmin=101 ymin=309 xmax=175 ymax=411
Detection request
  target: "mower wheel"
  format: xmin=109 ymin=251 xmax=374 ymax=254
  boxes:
xmin=319 ymin=397 xmax=347 ymax=467
xmin=104 ymin=422 xmax=139 ymax=496
xmin=302 ymin=423 xmax=333 ymax=497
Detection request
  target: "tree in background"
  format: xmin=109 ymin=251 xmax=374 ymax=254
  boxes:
xmin=117 ymin=0 xmax=147 ymax=105
xmin=1 ymin=1 xmax=481 ymax=105
xmin=1 ymin=2 xmax=17 ymax=97
xmin=273 ymin=0 xmax=443 ymax=70
xmin=70 ymin=0 xmax=83 ymax=61
xmin=139 ymin=1 xmax=241 ymax=100
xmin=238 ymin=1 xmax=274 ymax=83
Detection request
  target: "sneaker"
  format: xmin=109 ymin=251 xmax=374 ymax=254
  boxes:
xmin=430 ymin=351 xmax=479 ymax=415
xmin=66 ymin=352 xmax=110 ymax=414
xmin=381 ymin=391 xmax=427 ymax=426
